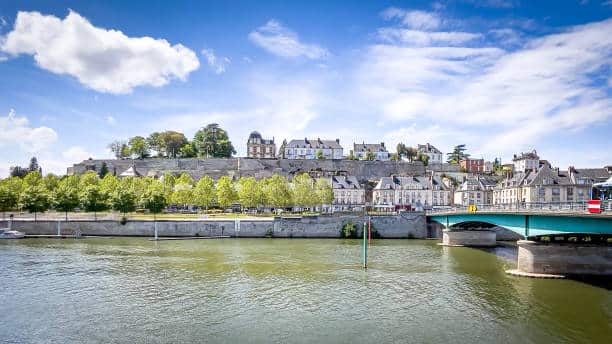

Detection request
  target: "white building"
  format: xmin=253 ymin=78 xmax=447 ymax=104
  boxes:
xmin=284 ymin=138 xmax=343 ymax=160
xmin=330 ymin=176 xmax=365 ymax=211
xmin=373 ymin=175 xmax=451 ymax=210
xmin=352 ymin=142 xmax=390 ymax=160
xmin=513 ymin=150 xmax=539 ymax=172
xmin=417 ymin=143 xmax=444 ymax=164
xmin=454 ymin=176 xmax=497 ymax=206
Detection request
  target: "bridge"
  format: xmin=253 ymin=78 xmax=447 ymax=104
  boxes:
xmin=425 ymin=202 xmax=612 ymax=278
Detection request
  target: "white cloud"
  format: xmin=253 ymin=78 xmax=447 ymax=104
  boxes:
xmin=462 ymin=0 xmax=518 ymax=8
xmin=248 ymin=20 xmax=328 ymax=59
xmin=602 ymin=0 xmax=612 ymax=7
xmin=1 ymin=10 xmax=200 ymax=94
xmin=0 ymin=109 xmax=58 ymax=152
xmin=62 ymin=146 xmax=92 ymax=162
xmin=106 ymin=115 xmax=116 ymax=125
xmin=0 ymin=16 xmax=7 ymax=27
xmin=201 ymin=48 xmax=230 ymax=74
xmin=381 ymin=8 xmax=441 ymax=30
xmin=378 ymin=28 xmax=482 ymax=46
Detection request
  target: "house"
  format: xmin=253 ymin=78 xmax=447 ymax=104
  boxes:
xmin=284 ymin=138 xmax=343 ymax=160
xmin=352 ymin=142 xmax=390 ymax=160
xmin=454 ymin=176 xmax=498 ymax=206
xmin=247 ymin=131 xmax=276 ymax=159
xmin=417 ymin=143 xmax=443 ymax=164
xmin=492 ymin=164 xmax=607 ymax=205
xmin=372 ymin=175 xmax=451 ymax=210
xmin=460 ymin=158 xmax=485 ymax=173
xmin=513 ymin=150 xmax=539 ymax=172
xmin=330 ymin=176 xmax=365 ymax=211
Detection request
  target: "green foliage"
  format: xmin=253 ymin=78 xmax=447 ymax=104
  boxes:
xmin=340 ymin=221 xmax=357 ymax=238
xmin=193 ymin=123 xmax=236 ymax=158
xmin=193 ymin=175 xmax=216 ymax=210
xmin=347 ymin=150 xmax=356 ymax=160
xmin=292 ymin=173 xmax=316 ymax=207
xmin=53 ymin=180 xmax=80 ymax=219
xmin=20 ymin=184 xmax=51 ymax=218
xmin=316 ymin=149 xmax=324 ymax=160
xmin=0 ymin=179 xmax=20 ymax=214
xmin=23 ymin=171 xmax=42 ymax=187
xmin=365 ymin=151 xmax=375 ymax=161
xmin=396 ymin=144 xmax=417 ymax=162
xmin=447 ymin=144 xmax=470 ymax=164
xmin=79 ymin=171 xmax=99 ymax=189
xmin=80 ymin=184 xmax=109 ymax=214
xmin=172 ymin=181 xmax=193 ymax=205
xmin=111 ymin=187 xmax=136 ymax=214
xmin=99 ymin=174 xmax=119 ymax=195
xmin=141 ymin=180 xmax=167 ymax=215
xmin=418 ymin=153 xmax=429 ymax=166
xmin=128 ymin=136 xmax=150 ymax=159
xmin=99 ymin=162 xmax=109 ymax=178
xmin=237 ymin=176 xmax=261 ymax=209
xmin=263 ymin=175 xmax=292 ymax=208
xmin=146 ymin=132 xmax=164 ymax=157
xmin=43 ymin=174 xmax=60 ymax=191
xmin=108 ymin=140 xmax=129 ymax=159
xmin=216 ymin=176 xmax=237 ymax=208
xmin=315 ymin=178 xmax=334 ymax=206
xmin=160 ymin=131 xmax=188 ymax=158
xmin=179 ymin=142 xmax=197 ymax=158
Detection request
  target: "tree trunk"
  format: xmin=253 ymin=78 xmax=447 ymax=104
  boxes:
xmin=94 ymin=211 xmax=97 ymax=221
xmin=34 ymin=211 xmax=37 ymax=222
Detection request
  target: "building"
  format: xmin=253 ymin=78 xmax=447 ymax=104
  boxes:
xmin=330 ymin=176 xmax=365 ymax=211
xmin=352 ymin=142 xmax=390 ymax=161
xmin=492 ymin=164 xmax=609 ymax=205
xmin=460 ymin=158 xmax=484 ymax=173
xmin=372 ymin=175 xmax=451 ymax=210
xmin=454 ymin=176 xmax=498 ymax=206
xmin=484 ymin=161 xmax=494 ymax=173
xmin=513 ymin=150 xmax=539 ymax=172
xmin=417 ymin=143 xmax=443 ymax=164
xmin=247 ymin=131 xmax=276 ymax=159
xmin=284 ymin=138 xmax=343 ymax=160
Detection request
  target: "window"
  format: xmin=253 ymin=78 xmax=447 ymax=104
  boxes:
xmin=552 ymin=188 xmax=560 ymax=202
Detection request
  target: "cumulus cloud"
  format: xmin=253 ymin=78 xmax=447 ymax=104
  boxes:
xmin=0 ymin=10 xmax=200 ymax=94
xmin=249 ymin=20 xmax=328 ymax=59
xmin=62 ymin=146 xmax=92 ymax=162
xmin=0 ymin=109 xmax=58 ymax=152
xmin=381 ymin=8 xmax=441 ymax=30
xmin=378 ymin=28 xmax=482 ymax=46
xmin=201 ymin=48 xmax=230 ymax=74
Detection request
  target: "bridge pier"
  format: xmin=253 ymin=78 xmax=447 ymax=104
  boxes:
xmin=506 ymin=240 xmax=612 ymax=278
xmin=441 ymin=229 xmax=496 ymax=247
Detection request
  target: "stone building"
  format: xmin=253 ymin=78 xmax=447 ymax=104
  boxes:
xmin=513 ymin=150 xmax=539 ymax=172
xmin=352 ymin=142 xmax=390 ymax=161
xmin=330 ymin=176 xmax=365 ymax=211
xmin=454 ymin=175 xmax=498 ymax=206
xmin=284 ymin=138 xmax=343 ymax=160
xmin=492 ymin=164 xmax=609 ymax=205
xmin=373 ymin=175 xmax=451 ymax=210
xmin=247 ymin=131 xmax=276 ymax=159
xmin=417 ymin=143 xmax=443 ymax=164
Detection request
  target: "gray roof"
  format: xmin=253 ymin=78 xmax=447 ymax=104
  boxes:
xmin=374 ymin=175 xmax=448 ymax=190
xmin=331 ymin=176 xmax=362 ymax=189
xmin=286 ymin=138 xmax=342 ymax=149
xmin=459 ymin=176 xmax=498 ymax=191
xmin=495 ymin=164 xmax=602 ymax=189
xmin=353 ymin=142 xmax=387 ymax=153
xmin=417 ymin=143 xmax=442 ymax=154
xmin=513 ymin=150 xmax=539 ymax=161
xmin=248 ymin=131 xmax=274 ymax=144
xmin=570 ymin=168 xmax=609 ymax=182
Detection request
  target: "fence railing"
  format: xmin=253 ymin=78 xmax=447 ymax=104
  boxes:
xmin=426 ymin=200 xmax=611 ymax=215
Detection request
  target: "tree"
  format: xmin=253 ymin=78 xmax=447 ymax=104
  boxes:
xmin=193 ymin=123 xmax=236 ymax=158
xmin=20 ymin=184 xmax=51 ymax=221
xmin=418 ymin=153 xmax=429 ymax=166
xmin=278 ymin=139 xmax=287 ymax=159
xmin=99 ymin=162 xmax=109 ymax=178
xmin=108 ymin=140 xmax=128 ymax=159
xmin=159 ymin=131 xmax=188 ymax=158
xmin=292 ymin=173 xmax=316 ymax=209
xmin=79 ymin=171 xmax=99 ymax=189
xmin=43 ymin=174 xmax=60 ymax=191
xmin=0 ymin=181 xmax=20 ymax=219
xmin=141 ymin=180 xmax=167 ymax=220
xmin=365 ymin=151 xmax=375 ymax=161
xmin=264 ymin=175 xmax=292 ymax=209
xmin=146 ymin=132 xmax=165 ymax=157
xmin=179 ymin=142 xmax=197 ymax=158
xmin=23 ymin=171 xmax=42 ymax=187
xmin=390 ymin=153 xmax=399 ymax=161
xmin=128 ymin=136 xmax=150 ymax=159
xmin=447 ymin=144 xmax=470 ymax=164
xmin=28 ymin=157 xmax=41 ymax=174
xmin=161 ymin=173 xmax=176 ymax=200
xmin=99 ymin=174 xmax=119 ymax=195
xmin=237 ymin=177 xmax=260 ymax=209
xmin=193 ymin=175 xmax=216 ymax=212
xmin=80 ymin=184 xmax=109 ymax=221
xmin=171 ymin=181 xmax=193 ymax=206
xmin=53 ymin=180 xmax=80 ymax=221
xmin=316 ymin=149 xmax=325 ymax=160
xmin=493 ymin=158 xmax=502 ymax=172
xmin=216 ymin=176 xmax=237 ymax=208
xmin=111 ymin=188 xmax=136 ymax=215
xmin=315 ymin=178 xmax=334 ymax=210
xmin=347 ymin=150 xmax=356 ymax=160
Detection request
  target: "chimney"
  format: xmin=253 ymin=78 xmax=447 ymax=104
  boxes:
xmin=381 ymin=142 xmax=385 ymax=147
xmin=336 ymin=138 xmax=340 ymax=144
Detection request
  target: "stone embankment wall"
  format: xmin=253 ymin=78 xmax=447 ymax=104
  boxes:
xmin=68 ymin=157 xmax=449 ymax=181
xmin=3 ymin=213 xmax=427 ymax=239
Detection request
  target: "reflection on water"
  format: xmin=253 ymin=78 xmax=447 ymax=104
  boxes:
xmin=0 ymin=238 xmax=610 ymax=343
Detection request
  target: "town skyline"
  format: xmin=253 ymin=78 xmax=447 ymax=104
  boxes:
xmin=1 ymin=0 xmax=612 ymax=176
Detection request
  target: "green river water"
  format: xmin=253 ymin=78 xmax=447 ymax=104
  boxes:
xmin=0 ymin=238 xmax=610 ymax=343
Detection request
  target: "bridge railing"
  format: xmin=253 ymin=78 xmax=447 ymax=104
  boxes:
xmin=427 ymin=200 xmax=611 ymax=215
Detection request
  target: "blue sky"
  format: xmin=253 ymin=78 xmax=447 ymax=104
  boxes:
xmin=1 ymin=0 xmax=611 ymax=175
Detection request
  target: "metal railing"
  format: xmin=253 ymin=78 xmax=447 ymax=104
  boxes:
xmin=426 ymin=200 xmax=611 ymax=215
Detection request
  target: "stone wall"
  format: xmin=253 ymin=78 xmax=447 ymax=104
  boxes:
xmin=69 ymin=157 xmax=440 ymax=182
xmin=3 ymin=213 xmax=427 ymax=239
xmin=516 ymin=240 xmax=612 ymax=275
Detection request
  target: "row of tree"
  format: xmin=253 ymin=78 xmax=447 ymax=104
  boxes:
xmin=108 ymin=123 xmax=236 ymax=160
xmin=0 ymin=170 xmax=334 ymax=221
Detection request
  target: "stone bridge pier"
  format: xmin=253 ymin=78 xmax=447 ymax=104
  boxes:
xmin=441 ymin=229 xmax=497 ymax=247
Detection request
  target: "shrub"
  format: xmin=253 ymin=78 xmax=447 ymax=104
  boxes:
xmin=340 ymin=221 xmax=357 ymax=238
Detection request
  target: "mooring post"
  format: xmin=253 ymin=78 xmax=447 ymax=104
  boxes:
xmin=368 ymin=216 xmax=371 ymax=244
xmin=363 ymin=222 xmax=368 ymax=269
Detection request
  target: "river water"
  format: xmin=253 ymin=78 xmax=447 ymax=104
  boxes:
xmin=0 ymin=238 xmax=610 ymax=343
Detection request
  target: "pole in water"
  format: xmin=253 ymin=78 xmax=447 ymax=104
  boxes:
xmin=363 ymin=222 xmax=367 ymax=269
xmin=368 ymin=216 xmax=371 ymax=244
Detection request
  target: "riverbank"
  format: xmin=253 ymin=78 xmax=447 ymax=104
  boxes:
xmin=1 ymin=213 xmax=431 ymax=239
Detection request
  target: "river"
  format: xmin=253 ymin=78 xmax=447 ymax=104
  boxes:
xmin=0 ymin=238 xmax=610 ymax=343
